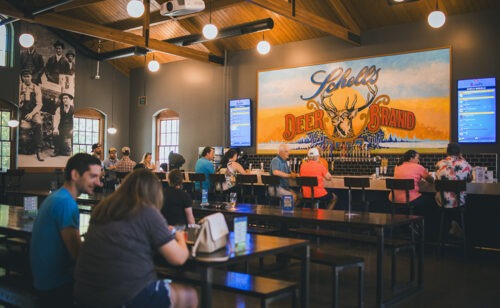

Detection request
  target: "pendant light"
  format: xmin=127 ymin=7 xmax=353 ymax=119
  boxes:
xmin=202 ymin=0 xmax=218 ymax=40
xmin=108 ymin=43 xmax=117 ymax=135
xmin=148 ymin=52 xmax=160 ymax=72
xmin=256 ymin=32 xmax=271 ymax=55
xmin=428 ymin=0 xmax=446 ymax=28
xmin=127 ymin=0 xmax=145 ymax=18
xmin=19 ymin=33 xmax=35 ymax=48
xmin=8 ymin=119 xmax=19 ymax=128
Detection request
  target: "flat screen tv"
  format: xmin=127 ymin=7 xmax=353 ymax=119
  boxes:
xmin=457 ymin=77 xmax=496 ymax=143
xmin=229 ymin=98 xmax=252 ymax=147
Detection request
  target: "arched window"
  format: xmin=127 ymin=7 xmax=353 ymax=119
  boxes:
xmin=0 ymin=17 xmax=13 ymax=67
xmin=0 ymin=99 xmax=17 ymax=170
xmin=155 ymin=109 xmax=179 ymax=165
xmin=73 ymin=108 xmax=105 ymax=159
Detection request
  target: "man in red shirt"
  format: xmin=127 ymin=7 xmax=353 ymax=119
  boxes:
xmin=300 ymin=148 xmax=337 ymax=209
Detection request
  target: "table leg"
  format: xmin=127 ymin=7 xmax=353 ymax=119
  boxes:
xmin=418 ymin=218 xmax=424 ymax=287
xmin=300 ymin=244 xmax=310 ymax=308
xmin=200 ymin=267 xmax=213 ymax=308
xmin=376 ymin=227 xmax=385 ymax=308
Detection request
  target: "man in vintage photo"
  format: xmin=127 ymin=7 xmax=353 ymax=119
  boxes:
xmin=20 ymin=43 xmax=45 ymax=85
xmin=19 ymin=69 xmax=44 ymax=161
xmin=52 ymin=93 xmax=74 ymax=157
xmin=45 ymin=40 xmax=70 ymax=84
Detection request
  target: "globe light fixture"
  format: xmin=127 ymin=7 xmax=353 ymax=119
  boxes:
xmin=148 ymin=53 xmax=160 ymax=72
xmin=202 ymin=23 xmax=218 ymax=40
xmin=8 ymin=119 xmax=19 ymax=128
xmin=127 ymin=0 xmax=144 ymax=18
xmin=428 ymin=1 xmax=446 ymax=28
xmin=107 ymin=127 xmax=117 ymax=134
xmin=19 ymin=33 xmax=35 ymax=48
xmin=256 ymin=33 xmax=271 ymax=55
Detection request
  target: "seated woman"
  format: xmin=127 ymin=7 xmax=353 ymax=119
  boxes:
xmin=140 ymin=152 xmax=156 ymax=170
xmin=162 ymin=169 xmax=195 ymax=226
xmin=390 ymin=149 xmax=434 ymax=209
xmin=217 ymin=148 xmax=250 ymax=193
xmin=74 ymin=169 xmax=197 ymax=308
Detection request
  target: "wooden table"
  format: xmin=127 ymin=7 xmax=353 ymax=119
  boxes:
xmin=158 ymin=233 xmax=310 ymax=308
xmin=193 ymin=203 xmax=424 ymax=308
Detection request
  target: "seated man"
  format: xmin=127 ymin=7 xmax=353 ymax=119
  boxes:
xmin=300 ymin=148 xmax=337 ymax=209
xmin=269 ymin=144 xmax=298 ymax=203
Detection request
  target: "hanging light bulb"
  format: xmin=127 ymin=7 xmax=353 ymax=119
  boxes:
xmin=8 ymin=119 xmax=19 ymax=128
xmin=148 ymin=53 xmax=160 ymax=72
xmin=257 ymin=33 xmax=271 ymax=55
xmin=428 ymin=1 xmax=446 ymax=28
xmin=19 ymin=33 xmax=35 ymax=48
xmin=127 ymin=0 xmax=145 ymax=18
xmin=202 ymin=0 xmax=218 ymax=40
xmin=107 ymin=127 xmax=117 ymax=134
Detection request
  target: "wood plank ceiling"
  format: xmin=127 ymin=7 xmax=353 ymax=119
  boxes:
xmin=0 ymin=0 xmax=498 ymax=75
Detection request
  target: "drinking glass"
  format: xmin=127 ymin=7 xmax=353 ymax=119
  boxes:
xmin=229 ymin=192 xmax=237 ymax=207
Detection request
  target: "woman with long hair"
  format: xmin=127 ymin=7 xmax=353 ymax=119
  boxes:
xmin=140 ymin=152 xmax=156 ymax=170
xmin=218 ymin=148 xmax=250 ymax=192
xmin=74 ymin=169 xmax=197 ymax=307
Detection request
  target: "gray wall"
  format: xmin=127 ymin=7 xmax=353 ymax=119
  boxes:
xmin=129 ymin=60 xmax=225 ymax=169
xmin=225 ymin=10 xmax=499 ymax=157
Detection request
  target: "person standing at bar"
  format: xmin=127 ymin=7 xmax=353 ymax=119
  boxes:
xmin=300 ymin=148 xmax=337 ymax=209
xmin=115 ymin=146 xmax=137 ymax=172
xmin=269 ymin=144 xmax=298 ymax=203
xmin=30 ymin=153 xmax=102 ymax=307
xmin=195 ymin=146 xmax=215 ymax=191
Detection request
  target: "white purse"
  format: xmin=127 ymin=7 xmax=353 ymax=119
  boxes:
xmin=191 ymin=212 xmax=229 ymax=257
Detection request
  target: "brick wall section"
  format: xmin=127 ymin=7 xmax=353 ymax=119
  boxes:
xmin=244 ymin=153 xmax=497 ymax=178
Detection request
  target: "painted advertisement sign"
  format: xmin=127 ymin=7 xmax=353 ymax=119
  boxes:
xmin=257 ymin=48 xmax=450 ymax=154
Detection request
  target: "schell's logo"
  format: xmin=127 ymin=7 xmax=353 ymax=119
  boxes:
xmin=281 ymin=65 xmax=416 ymax=141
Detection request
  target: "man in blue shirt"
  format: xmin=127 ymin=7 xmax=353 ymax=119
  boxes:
xmin=270 ymin=144 xmax=298 ymax=202
xmin=30 ymin=153 xmax=102 ymax=307
xmin=195 ymin=146 xmax=215 ymax=191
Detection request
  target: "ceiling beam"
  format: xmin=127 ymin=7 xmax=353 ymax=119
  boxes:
xmin=0 ymin=3 xmax=222 ymax=64
xmin=327 ymin=0 xmax=360 ymax=34
xmin=53 ymin=0 xmax=106 ymax=13
xmin=246 ymin=0 xmax=360 ymax=46
xmin=107 ymin=0 xmax=244 ymax=32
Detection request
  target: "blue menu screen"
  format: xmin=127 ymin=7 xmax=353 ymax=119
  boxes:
xmin=229 ymin=98 xmax=252 ymax=147
xmin=458 ymin=77 xmax=496 ymax=143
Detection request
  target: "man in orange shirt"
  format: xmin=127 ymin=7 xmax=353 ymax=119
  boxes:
xmin=300 ymin=148 xmax=337 ymax=209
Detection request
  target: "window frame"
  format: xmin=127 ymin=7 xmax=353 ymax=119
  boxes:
xmin=155 ymin=109 xmax=180 ymax=166
xmin=0 ymin=17 xmax=14 ymax=67
xmin=73 ymin=108 xmax=105 ymax=160
xmin=0 ymin=99 xmax=17 ymax=171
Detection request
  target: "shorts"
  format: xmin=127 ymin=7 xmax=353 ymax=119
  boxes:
xmin=124 ymin=279 xmax=172 ymax=308
xmin=269 ymin=186 xmax=295 ymax=198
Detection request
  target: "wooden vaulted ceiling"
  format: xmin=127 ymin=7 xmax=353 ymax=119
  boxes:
xmin=0 ymin=0 xmax=497 ymax=75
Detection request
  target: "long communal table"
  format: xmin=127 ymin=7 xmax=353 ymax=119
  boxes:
xmin=193 ymin=203 xmax=424 ymax=308
xmin=0 ymin=204 xmax=310 ymax=308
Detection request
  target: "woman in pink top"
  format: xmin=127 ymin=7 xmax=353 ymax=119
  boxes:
xmin=391 ymin=150 xmax=434 ymax=208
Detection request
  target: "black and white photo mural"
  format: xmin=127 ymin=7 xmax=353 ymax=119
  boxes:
xmin=18 ymin=24 xmax=75 ymax=167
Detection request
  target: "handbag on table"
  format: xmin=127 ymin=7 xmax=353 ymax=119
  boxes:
xmin=191 ymin=212 xmax=229 ymax=257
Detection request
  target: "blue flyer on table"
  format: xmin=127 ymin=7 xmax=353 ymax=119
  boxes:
xmin=281 ymin=195 xmax=294 ymax=211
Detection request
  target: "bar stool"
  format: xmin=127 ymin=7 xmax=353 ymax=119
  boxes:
xmin=435 ymin=179 xmax=468 ymax=259
xmin=188 ymin=173 xmax=206 ymax=201
xmin=209 ymin=173 xmax=227 ymax=202
xmin=343 ymin=177 xmax=370 ymax=213
xmin=385 ymin=178 xmax=416 ymax=290
xmin=295 ymin=176 xmax=320 ymax=209
xmin=261 ymin=175 xmax=281 ymax=206
xmin=236 ymin=174 xmax=258 ymax=203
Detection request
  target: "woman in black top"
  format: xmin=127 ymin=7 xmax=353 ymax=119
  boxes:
xmin=162 ymin=169 xmax=195 ymax=226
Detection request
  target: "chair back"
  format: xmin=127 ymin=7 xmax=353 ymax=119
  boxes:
xmin=154 ymin=172 xmax=167 ymax=181
xmin=261 ymin=175 xmax=281 ymax=205
xmin=116 ymin=171 xmax=130 ymax=183
xmin=209 ymin=173 xmax=226 ymax=193
xmin=385 ymin=178 xmax=414 ymax=203
xmin=236 ymin=174 xmax=258 ymax=185
xmin=188 ymin=173 xmax=206 ymax=183
xmin=344 ymin=177 xmax=370 ymax=188
xmin=435 ymin=179 xmax=467 ymax=208
xmin=296 ymin=176 xmax=318 ymax=199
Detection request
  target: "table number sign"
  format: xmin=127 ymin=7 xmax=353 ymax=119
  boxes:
xmin=234 ymin=216 xmax=247 ymax=251
xmin=24 ymin=196 xmax=38 ymax=218
xmin=282 ymin=195 xmax=294 ymax=211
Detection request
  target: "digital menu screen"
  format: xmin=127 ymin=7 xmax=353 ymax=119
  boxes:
xmin=458 ymin=77 xmax=496 ymax=143
xmin=229 ymin=98 xmax=252 ymax=147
